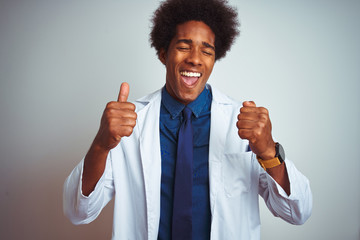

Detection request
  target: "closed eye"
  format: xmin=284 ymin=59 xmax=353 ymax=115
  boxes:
xmin=177 ymin=47 xmax=190 ymax=51
xmin=203 ymin=51 xmax=213 ymax=56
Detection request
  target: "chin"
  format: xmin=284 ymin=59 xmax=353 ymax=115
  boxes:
xmin=180 ymin=93 xmax=197 ymax=104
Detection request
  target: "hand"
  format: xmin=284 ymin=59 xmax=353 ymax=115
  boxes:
xmin=236 ymin=101 xmax=275 ymax=160
xmin=93 ymin=82 xmax=137 ymax=151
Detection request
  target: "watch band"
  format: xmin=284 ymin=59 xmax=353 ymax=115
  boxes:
xmin=257 ymin=156 xmax=281 ymax=170
xmin=257 ymin=142 xmax=285 ymax=170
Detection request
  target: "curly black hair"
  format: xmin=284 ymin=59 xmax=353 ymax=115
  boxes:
xmin=150 ymin=0 xmax=240 ymax=61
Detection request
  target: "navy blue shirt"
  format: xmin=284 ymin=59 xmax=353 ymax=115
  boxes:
xmin=158 ymin=86 xmax=212 ymax=240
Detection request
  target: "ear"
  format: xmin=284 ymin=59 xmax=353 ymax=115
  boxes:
xmin=159 ymin=48 xmax=167 ymax=65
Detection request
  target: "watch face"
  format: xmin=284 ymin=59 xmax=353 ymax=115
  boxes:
xmin=276 ymin=143 xmax=285 ymax=162
xmin=278 ymin=143 xmax=285 ymax=162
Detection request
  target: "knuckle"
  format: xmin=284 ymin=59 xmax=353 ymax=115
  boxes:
xmin=259 ymin=107 xmax=268 ymax=114
xmin=257 ymin=121 xmax=266 ymax=128
xmin=131 ymin=112 xmax=138 ymax=119
xmin=124 ymin=117 xmax=136 ymax=126
xmin=240 ymin=107 xmax=248 ymax=113
xmin=107 ymin=108 xmax=116 ymax=115
xmin=120 ymin=102 xmax=135 ymax=110
xmin=254 ymin=129 xmax=262 ymax=138
xmin=258 ymin=113 xmax=268 ymax=121
xmin=128 ymin=103 xmax=136 ymax=111
xmin=238 ymin=129 xmax=251 ymax=139
xmin=249 ymin=137 xmax=257 ymax=144
xmin=106 ymin=101 xmax=116 ymax=109
xmin=123 ymin=126 xmax=134 ymax=136
xmin=113 ymin=135 xmax=121 ymax=142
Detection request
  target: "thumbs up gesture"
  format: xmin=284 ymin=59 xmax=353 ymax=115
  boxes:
xmin=236 ymin=101 xmax=276 ymax=160
xmin=93 ymin=82 xmax=137 ymax=151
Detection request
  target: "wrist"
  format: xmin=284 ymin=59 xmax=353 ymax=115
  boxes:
xmin=257 ymin=141 xmax=276 ymax=160
xmin=257 ymin=142 xmax=286 ymax=170
xmin=90 ymin=139 xmax=111 ymax=155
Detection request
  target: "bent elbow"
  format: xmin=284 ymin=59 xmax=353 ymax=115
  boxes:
xmin=63 ymin=200 xmax=92 ymax=225
xmin=291 ymin=208 xmax=312 ymax=225
xmin=291 ymin=191 xmax=313 ymax=225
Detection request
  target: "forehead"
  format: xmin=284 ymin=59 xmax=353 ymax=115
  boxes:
xmin=174 ymin=21 xmax=215 ymax=45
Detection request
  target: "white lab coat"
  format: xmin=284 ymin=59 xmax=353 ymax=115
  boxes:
xmin=63 ymin=85 xmax=312 ymax=240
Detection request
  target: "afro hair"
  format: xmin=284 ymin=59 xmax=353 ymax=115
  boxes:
xmin=150 ymin=0 xmax=240 ymax=61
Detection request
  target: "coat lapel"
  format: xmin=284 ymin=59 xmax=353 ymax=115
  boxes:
xmin=135 ymin=89 xmax=162 ymax=240
xmin=208 ymin=86 xmax=234 ymax=213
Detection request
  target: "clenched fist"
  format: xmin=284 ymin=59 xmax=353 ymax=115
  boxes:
xmin=93 ymin=82 xmax=137 ymax=151
xmin=236 ymin=101 xmax=276 ymax=160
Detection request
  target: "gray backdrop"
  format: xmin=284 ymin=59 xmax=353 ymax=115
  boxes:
xmin=0 ymin=0 xmax=359 ymax=239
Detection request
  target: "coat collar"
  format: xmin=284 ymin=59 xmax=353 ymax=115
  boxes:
xmin=134 ymin=84 xmax=234 ymax=109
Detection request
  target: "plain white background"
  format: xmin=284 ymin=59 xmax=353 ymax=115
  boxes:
xmin=0 ymin=0 xmax=359 ymax=239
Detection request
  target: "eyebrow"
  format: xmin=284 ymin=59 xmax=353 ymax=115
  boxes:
xmin=176 ymin=39 xmax=215 ymax=51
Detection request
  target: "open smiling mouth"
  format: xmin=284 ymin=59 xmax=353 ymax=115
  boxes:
xmin=180 ymin=71 xmax=202 ymax=86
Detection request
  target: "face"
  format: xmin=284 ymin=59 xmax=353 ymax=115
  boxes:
xmin=160 ymin=21 xmax=216 ymax=105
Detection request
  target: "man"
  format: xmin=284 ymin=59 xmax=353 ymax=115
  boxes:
xmin=63 ymin=0 xmax=312 ymax=239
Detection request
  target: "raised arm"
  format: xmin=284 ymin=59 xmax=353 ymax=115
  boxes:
xmin=82 ymin=82 xmax=137 ymax=196
xmin=236 ymin=101 xmax=290 ymax=195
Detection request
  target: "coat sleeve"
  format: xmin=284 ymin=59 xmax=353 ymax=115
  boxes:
xmin=258 ymin=156 xmax=313 ymax=225
xmin=63 ymin=153 xmax=115 ymax=225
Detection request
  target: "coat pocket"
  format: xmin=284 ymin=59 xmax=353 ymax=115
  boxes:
xmin=222 ymin=152 xmax=252 ymax=197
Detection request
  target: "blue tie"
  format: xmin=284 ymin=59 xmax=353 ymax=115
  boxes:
xmin=172 ymin=106 xmax=193 ymax=240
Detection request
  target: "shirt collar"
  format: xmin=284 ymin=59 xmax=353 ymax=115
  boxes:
xmin=161 ymin=85 xmax=211 ymax=119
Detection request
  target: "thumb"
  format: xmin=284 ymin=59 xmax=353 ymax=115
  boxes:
xmin=118 ymin=82 xmax=130 ymax=102
xmin=242 ymin=101 xmax=256 ymax=107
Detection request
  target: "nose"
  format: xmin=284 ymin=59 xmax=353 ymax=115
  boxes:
xmin=185 ymin=48 xmax=202 ymax=66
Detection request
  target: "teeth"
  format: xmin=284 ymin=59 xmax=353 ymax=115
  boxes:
xmin=180 ymin=71 xmax=201 ymax=77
